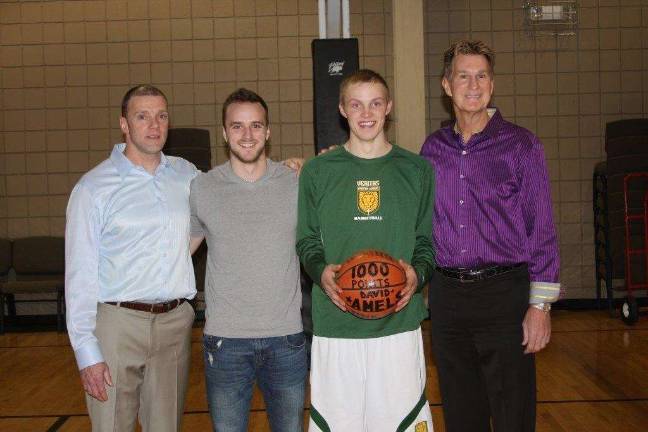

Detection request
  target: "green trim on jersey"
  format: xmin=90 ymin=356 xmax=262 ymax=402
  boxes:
xmin=297 ymin=145 xmax=435 ymax=338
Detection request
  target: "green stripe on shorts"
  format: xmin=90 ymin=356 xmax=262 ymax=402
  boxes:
xmin=396 ymin=389 xmax=427 ymax=432
xmin=310 ymin=404 xmax=331 ymax=432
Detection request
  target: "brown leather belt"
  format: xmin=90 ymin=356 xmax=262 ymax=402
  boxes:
xmin=105 ymin=298 xmax=186 ymax=313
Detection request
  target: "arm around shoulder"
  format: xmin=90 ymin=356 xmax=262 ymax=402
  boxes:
xmin=296 ymin=166 xmax=328 ymax=284
xmin=411 ymin=162 xmax=435 ymax=290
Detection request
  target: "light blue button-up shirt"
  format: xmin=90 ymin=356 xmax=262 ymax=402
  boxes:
xmin=65 ymin=144 xmax=198 ymax=370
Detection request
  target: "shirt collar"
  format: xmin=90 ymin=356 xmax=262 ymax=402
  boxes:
xmin=481 ymin=107 xmax=503 ymax=139
xmin=445 ymin=107 xmax=504 ymax=146
xmin=110 ymin=143 xmax=170 ymax=180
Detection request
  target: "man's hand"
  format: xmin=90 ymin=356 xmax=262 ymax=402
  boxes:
xmin=190 ymin=235 xmax=204 ymax=255
xmin=317 ymin=145 xmax=338 ymax=155
xmin=320 ymin=264 xmax=346 ymax=311
xmin=80 ymin=362 xmax=113 ymax=402
xmin=283 ymin=158 xmax=305 ymax=175
xmin=395 ymin=260 xmax=418 ymax=312
xmin=522 ymin=306 xmax=551 ymax=354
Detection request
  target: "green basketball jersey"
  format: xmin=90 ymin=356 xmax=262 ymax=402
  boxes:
xmin=297 ymin=145 xmax=435 ymax=338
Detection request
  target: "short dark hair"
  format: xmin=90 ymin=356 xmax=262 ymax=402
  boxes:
xmin=443 ymin=40 xmax=495 ymax=79
xmin=121 ymin=84 xmax=168 ymax=117
xmin=222 ymin=88 xmax=269 ymax=126
xmin=339 ymin=69 xmax=390 ymax=104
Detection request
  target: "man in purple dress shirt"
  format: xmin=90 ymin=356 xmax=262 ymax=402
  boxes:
xmin=420 ymin=40 xmax=560 ymax=432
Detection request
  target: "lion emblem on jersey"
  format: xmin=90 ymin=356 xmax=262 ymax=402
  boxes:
xmin=358 ymin=190 xmax=379 ymax=214
xmin=356 ymin=180 xmax=380 ymax=215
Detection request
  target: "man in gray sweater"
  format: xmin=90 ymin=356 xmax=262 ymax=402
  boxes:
xmin=189 ymin=88 xmax=306 ymax=432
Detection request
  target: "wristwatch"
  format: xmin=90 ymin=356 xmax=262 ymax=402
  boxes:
xmin=531 ymin=302 xmax=551 ymax=312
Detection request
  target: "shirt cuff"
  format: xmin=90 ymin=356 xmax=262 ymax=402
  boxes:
xmin=74 ymin=341 xmax=105 ymax=371
xmin=414 ymin=266 xmax=427 ymax=292
xmin=529 ymin=281 xmax=561 ymax=304
xmin=313 ymin=262 xmax=328 ymax=288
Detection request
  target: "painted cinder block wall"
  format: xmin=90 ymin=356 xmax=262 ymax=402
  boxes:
xmin=2 ymin=0 xmax=648 ymax=300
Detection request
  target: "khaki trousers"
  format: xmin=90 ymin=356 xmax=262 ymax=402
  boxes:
xmin=86 ymin=301 xmax=194 ymax=432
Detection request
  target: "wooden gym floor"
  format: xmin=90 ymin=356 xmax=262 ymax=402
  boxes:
xmin=1 ymin=310 xmax=648 ymax=431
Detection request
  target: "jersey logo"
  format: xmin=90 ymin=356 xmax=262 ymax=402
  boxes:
xmin=415 ymin=421 xmax=428 ymax=432
xmin=357 ymin=180 xmax=380 ymax=215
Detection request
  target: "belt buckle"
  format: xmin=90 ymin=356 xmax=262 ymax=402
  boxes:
xmin=458 ymin=272 xmax=473 ymax=283
xmin=464 ymin=269 xmax=479 ymax=282
xmin=163 ymin=299 xmax=178 ymax=313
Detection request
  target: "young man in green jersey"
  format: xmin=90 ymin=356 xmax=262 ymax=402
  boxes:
xmin=297 ymin=69 xmax=436 ymax=432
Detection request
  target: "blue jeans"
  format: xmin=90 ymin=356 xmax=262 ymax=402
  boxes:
xmin=203 ymin=332 xmax=308 ymax=432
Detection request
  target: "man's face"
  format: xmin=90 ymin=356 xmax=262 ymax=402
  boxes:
xmin=222 ymin=102 xmax=270 ymax=165
xmin=339 ymin=82 xmax=392 ymax=143
xmin=119 ymin=95 xmax=169 ymax=156
xmin=442 ymin=54 xmax=494 ymax=116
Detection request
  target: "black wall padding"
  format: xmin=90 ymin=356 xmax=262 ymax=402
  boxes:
xmin=312 ymin=38 xmax=359 ymax=153
xmin=604 ymin=119 xmax=648 ymax=281
xmin=164 ymin=128 xmax=212 ymax=173
xmin=163 ymin=128 xmax=211 ymax=293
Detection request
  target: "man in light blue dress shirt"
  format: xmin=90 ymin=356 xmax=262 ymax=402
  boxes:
xmin=65 ymin=85 xmax=198 ymax=431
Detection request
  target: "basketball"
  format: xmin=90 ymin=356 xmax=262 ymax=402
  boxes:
xmin=336 ymin=250 xmax=407 ymax=319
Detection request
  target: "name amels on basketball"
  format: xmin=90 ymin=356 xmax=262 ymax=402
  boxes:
xmin=346 ymin=291 xmax=403 ymax=316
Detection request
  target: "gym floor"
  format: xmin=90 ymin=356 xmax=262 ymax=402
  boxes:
xmin=1 ymin=309 xmax=648 ymax=431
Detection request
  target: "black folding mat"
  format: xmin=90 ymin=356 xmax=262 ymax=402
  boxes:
xmin=311 ymin=38 xmax=359 ymax=153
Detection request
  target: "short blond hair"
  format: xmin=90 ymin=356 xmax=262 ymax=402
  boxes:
xmin=443 ymin=40 xmax=495 ymax=79
xmin=339 ymin=69 xmax=390 ymax=104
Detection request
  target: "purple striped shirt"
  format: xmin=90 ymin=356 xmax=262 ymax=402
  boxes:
xmin=420 ymin=109 xmax=560 ymax=299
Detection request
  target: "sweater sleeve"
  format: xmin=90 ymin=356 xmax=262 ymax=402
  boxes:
xmin=411 ymin=162 xmax=436 ymax=291
xmin=189 ymin=176 xmax=205 ymax=237
xmin=296 ymin=166 xmax=328 ymax=285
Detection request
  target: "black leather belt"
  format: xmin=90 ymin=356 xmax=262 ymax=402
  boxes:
xmin=105 ymin=298 xmax=186 ymax=313
xmin=437 ymin=264 xmax=523 ymax=283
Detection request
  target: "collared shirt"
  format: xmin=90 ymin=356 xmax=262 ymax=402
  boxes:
xmin=420 ymin=109 xmax=560 ymax=303
xmin=65 ymin=143 xmax=198 ymax=370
